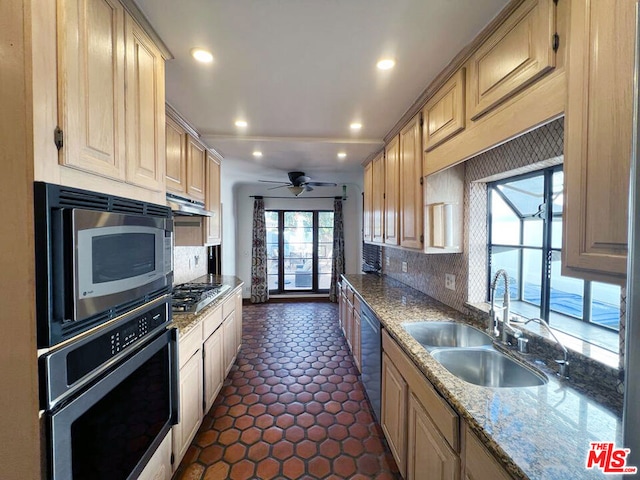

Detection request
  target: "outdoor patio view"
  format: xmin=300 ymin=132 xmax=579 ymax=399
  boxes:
xmin=266 ymin=211 xmax=334 ymax=293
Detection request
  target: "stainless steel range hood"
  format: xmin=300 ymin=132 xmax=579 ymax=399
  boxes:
xmin=166 ymin=193 xmax=213 ymax=216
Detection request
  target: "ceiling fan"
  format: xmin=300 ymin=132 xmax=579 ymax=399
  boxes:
xmin=259 ymin=171 xmax=337 ymax=196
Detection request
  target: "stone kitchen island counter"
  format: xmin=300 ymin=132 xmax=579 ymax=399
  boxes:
xmin=342 ymin=273 xmax=622 ymax=480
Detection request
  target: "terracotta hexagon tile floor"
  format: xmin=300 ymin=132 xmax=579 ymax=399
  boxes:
xmin=173 ymin=302 xmax=400 ymax=480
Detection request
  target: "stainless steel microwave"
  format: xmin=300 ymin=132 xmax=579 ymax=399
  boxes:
xmin=34 ymin=182 xmax=173 ymax=347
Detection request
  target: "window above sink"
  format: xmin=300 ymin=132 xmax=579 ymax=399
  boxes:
xmin=487 ymin=165 xmax=621 ymax=352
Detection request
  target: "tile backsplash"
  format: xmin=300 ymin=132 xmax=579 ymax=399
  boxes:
xmin=173 ymin=246 xmax=208 ymax=285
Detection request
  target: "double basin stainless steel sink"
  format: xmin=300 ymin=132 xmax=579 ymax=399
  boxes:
xmin=402 ymin=321 xmax=547 ymax=388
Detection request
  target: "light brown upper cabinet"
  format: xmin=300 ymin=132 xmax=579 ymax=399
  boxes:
xmin=399 ymin=113 xmax=423 ymax=250
xmin=372 ymin=151 xmax=386 ymax=244
xmin=467 ymin=0 xmax=556 ymax=120
xmin=423 ymin=69 xmax=466 ymax=152
xmin=562 ymin=0 xmax=636 ymax=283
xmin=165 ymin=116 xmax=187 ymax=195
xmin=363 ymin=161 xmax=373 ymax=243
xmin=385 ymin=136 xmax=400 ymax=246
xmin=57 ymin=0 xmax=126 ymax=181
xmin=186 ymin=135 xmax=206 ymax=201
xmin=205 ymin=151 xmax=222 ymax=246
xmin=124 ymin=15 xmax=165 ymax=191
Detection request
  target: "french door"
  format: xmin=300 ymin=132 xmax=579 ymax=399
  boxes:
xmin=266 ymin=211 xmax=334 ymax=294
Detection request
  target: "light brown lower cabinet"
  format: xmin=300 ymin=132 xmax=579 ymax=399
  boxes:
xmin=338 ymin=283 xmax=362 ymax=371
xmin=203 ymin=326 xmax=224 ymax=413
xmin=462 ymin=423 xmax=512 ymax=480
xmin=381 ymin=328 xmax=513 ymax=480
xmin=223 ymin=311 xmax=237 ymax=375
xmin=172 ymin=346 xmax=203 ymax=467
xmin=352 ymin=308 xmax=362 ymax=371
xmin=407 ymin=393 xmax=459 ymax=480
xmin=172 ymin=287 xmax=243 ymax=470
xmin=381 ymin=352 xmax=408 ymax=477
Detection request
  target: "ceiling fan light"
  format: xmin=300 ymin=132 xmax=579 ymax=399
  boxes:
xmin=288 ymin=186 xmax=305 ymax=196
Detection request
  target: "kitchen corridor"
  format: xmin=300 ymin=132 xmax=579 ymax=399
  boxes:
xmin=173 ymin=301 xmax=400 ymax=480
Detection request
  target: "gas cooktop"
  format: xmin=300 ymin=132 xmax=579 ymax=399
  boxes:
xmin=172 ymin=282 xmax=231 ymax=313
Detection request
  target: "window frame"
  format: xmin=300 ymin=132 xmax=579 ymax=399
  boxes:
xmin=486 ymin=165 xmax=618 ymax=332
xmin=266 ymin=209 xmax=334 ymax=294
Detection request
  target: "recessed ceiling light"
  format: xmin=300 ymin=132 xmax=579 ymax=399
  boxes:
xmin=252 ymin=151 xmax=263 ymax=158
xmin=350 ymin=123 xmax=362 ymax=130
xmin=337 ymin=152 xmax=347 ymax=159
xmin=235 ymin=120 xmax=248 ymax=128
xmin=376 ymin=58 xmax=396 ymax=70
xmin=191 ymin=48 xmax=214 ymax=63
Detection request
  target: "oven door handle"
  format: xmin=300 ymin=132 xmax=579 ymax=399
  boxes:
xmin=169 ymin=327 xmax=179 ymax=425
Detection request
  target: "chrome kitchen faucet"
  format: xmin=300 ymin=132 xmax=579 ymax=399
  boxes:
xmin=489 ymin=269 xmax=510 ymax=342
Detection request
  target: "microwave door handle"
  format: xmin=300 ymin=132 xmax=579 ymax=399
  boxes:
xmin=169 ymin=327 xmax=180 ymax=425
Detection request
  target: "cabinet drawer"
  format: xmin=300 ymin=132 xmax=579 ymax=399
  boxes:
xmin=222 ymin=292 xmax=235 ymax=319
xmin=467 ymin=0 xmax=556 ymax=120
xmin=382 ymin=329 xmax=459 ymax=451
xmin=423 ymin=68 xmax=466 ymax=152
xmin=178 ymin=323 xmax=202 ymax=369
xmin=203 ymin=305 xmax=223 ymax=340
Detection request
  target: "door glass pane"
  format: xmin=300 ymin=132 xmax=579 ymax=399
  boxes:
xmin=549 ymin=252 xmax=584 ymax=320
xmin=269 ymin=211 xmax=334 ymax=293
xmin=491 ymin=191 xmax=521 ymax=245
xmin=591 ymin=282 xmax=621 ymax=330
xmin=490 ymin=246 xmax=520 ymax=301
xmin=318 ymin=274 xmax=331 ymax=290
xmin=284 ymin=212 xmax=313 ymax=291
xmin=522 ymin=248 xmax=542 ymax=306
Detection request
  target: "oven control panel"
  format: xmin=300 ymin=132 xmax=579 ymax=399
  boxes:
xmin=110 ymin=313 xmax=158 ymax=355
xmin=65 ymin=302 xmax=169 ymax=387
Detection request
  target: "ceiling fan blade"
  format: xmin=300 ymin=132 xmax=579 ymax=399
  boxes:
xmin=267 ymin=185 xmax=289 ymax=190
xmin=304 ymin=186 xmax=314 ymax=192
xmin=305 ymin=182 xmax=337 ymax=187
xmin=259 ymin=180 xmax=291 ymax=185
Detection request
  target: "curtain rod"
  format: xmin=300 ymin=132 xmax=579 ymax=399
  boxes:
xmin=250 ymin=195 xmax=346 ymax=200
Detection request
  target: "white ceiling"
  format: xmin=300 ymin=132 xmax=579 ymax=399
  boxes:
xmin=134 ymin=0 xmax=509 ymax=186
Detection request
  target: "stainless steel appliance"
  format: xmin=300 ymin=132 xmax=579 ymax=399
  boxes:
xmin=172 ymin=282 xmax=231 ymax=313
xmin=360 ymin=303 xmax=382 ymax=422
xmin=41 ymin=297 xmax=178 ymax=480
xmin=34 ymin=182 xmax=173 ymax=347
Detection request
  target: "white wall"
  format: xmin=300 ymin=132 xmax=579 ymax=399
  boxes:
xmin=233 ymin=180 xmax=363 ymax=298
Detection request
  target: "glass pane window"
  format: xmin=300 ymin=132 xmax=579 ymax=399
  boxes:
xmin=488 ymin=166 xmax=621 ymax=340
xmin=265 ymin=210 xmax=334 ymax=294
xmin=490 ymin=191 xmax=520 ymax=245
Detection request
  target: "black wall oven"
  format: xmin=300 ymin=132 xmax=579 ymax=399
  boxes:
xmin=34 ymin=182 xmax=173 ymax=348
xmin=35 ymin=183 xmax=178 ymax=479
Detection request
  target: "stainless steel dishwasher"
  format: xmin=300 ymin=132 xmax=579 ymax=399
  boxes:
xmin=360 ymin=303 xmax=381 ymax=422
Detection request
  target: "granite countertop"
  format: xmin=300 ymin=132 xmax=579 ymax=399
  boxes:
xmin=170 ymin=275 xmax=244 ymax=334
xmin=343 ymin=274 xmax=622 ymax=480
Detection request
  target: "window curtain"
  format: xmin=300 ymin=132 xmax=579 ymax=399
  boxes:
xmin=250 ymin=197 xmax=269 ymax=303
xmin=329 ymin=198 xmax=345 ymax=302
